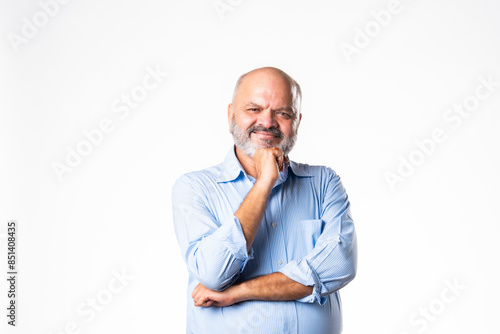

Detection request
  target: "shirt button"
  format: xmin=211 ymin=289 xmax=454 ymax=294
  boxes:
xmin=271 ymin=222 xmax=277 ymax=228
xmin=278 ymin=260 xmax=282 ymax=265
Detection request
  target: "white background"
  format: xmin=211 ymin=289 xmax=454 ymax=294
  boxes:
xmin=1 ymin=0 xmax=499 ymax=333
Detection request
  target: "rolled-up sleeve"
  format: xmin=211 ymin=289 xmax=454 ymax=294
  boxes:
xmin=172 ymin=175 xmax=253 ymax=291
xmin=279 ymin=169 xmax=357 ymax=304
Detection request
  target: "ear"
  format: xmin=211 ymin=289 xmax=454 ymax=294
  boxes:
xmin=227 ymin=103 xmax=234 ymax=132
xmin=296 ymin=113 xmax=302 ymax=130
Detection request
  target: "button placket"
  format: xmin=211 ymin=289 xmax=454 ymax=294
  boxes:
xmin=269 ymin=189 xmax=287 ymax=271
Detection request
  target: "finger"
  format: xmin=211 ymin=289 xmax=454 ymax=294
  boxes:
xmin=271 ymin=148 xmax=285 ymax=171
xmin=192 ymin=291 xmax=205 ymax=304
xmin=194 ymin=297 xmax=211 ymax=307
xmin=270 ymin=147 xmax=282 ymax=159
xmin=192 ymin=283 xmax=202 ymax=298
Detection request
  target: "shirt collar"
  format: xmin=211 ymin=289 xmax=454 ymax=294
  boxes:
xmin=217 ymin=146 xmax=312 ymax=183
xmin=288 ymin=160 xmax=313 ymax=177
xmin=217 ymin=146 xmax=244 ymax=183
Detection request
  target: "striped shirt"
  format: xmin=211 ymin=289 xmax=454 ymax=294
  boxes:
xmin=172 ymin=145 xmax=357 ymax=334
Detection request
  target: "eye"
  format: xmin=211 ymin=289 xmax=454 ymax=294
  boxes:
xmin=277 ymin=112 xmax=292 ymax=119
xmin=248 ymin=108 xmax=259 ymax=112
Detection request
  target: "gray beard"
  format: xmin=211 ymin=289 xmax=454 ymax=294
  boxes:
xmin=229 ymin=116 xmax=298 ymax=158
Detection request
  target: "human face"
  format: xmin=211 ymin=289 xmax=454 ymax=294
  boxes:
xmin=228 ymin=71 xmax=301 ymax=158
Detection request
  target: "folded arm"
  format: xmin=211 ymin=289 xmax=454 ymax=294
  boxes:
xmin=192 ymin=272 xmax=312 ymax=307
xmin=172 ymin=175 xmax=252 ymax=291
xmin=192 ymin=168 xmax=357 ymax=306
xmin=278 ymin=169 xmax=357 ymax=305
xmin=172 ymin=148 xmax=286 ymax=291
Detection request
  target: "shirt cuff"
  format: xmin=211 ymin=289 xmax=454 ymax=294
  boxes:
xmin=279 ymin=259 xmax=327 ymax=305
xmin=211 ymin=215 xmax=254 ymax=271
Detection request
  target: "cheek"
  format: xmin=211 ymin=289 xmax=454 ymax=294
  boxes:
xmin=236 ymin=114 xmax=256 ymax=130
xmin=279 ymin=121 xmax=296 ymax=137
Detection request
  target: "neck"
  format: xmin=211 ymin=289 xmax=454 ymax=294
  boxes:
xmin=234 ymin=145 xmax=257 ymax=178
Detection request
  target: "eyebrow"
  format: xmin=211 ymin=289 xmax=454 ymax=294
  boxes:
xmin=245 ymin=102 xmax=295 ymax=114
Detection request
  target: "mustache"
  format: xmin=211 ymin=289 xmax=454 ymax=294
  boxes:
xmin=247 ymin=125 xmax=285 ymax=139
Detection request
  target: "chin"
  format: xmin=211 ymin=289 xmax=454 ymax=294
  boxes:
xmin=254 ymin=137 xmax=280 ymax=147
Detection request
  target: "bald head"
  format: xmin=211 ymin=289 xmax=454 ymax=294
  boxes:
xmin=232 ymin=67 xmax=302 ymax=116
xmin=228 ymin=67 xmax=303 ymax=158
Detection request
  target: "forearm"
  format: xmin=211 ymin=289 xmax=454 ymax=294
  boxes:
xmin=192 ymin=272 xmax=313 ymax=307
xmin=235 ymin=272 xmax=313 ymax=302
xmin=173 ymin=175 xmax=273 ymax=289
xmin=235 ymin=180 xmax=273 ymax=252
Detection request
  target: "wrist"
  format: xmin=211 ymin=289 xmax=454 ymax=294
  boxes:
xmin=233 ymin=281 xmax=252 ymax=303
xmin=254 ymin=178 xmax=274 ymax=193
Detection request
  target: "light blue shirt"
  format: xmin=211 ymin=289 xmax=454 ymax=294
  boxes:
xmin=172 ymin=146 xmax=357 ymax=334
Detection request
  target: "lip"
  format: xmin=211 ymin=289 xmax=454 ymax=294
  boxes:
xmin=252 ymin=131 xmax=277 ymax=139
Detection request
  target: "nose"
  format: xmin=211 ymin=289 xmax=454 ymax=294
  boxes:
xmin=257 ymin=109 xmax=278 ymax=129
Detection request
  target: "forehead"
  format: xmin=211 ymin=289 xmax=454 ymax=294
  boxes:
xmin=236 ymin=71 xmax=293 ymax=106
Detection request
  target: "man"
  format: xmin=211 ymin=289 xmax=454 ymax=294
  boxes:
xmin=172 ymin=67 xmax=357 ymax=334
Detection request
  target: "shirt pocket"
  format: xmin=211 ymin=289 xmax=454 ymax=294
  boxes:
xmin=286 ymin=219 xmax=324 ymax=260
